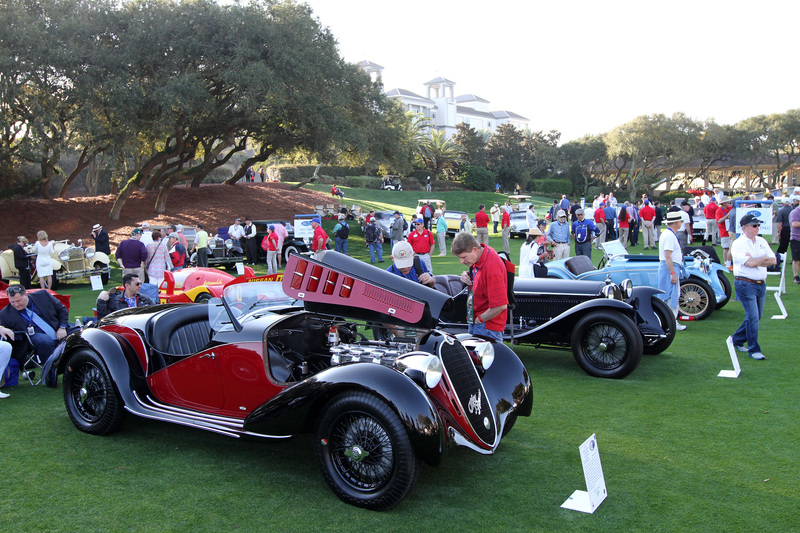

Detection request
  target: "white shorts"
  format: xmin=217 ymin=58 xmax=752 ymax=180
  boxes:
xmin=720 ymin=236 xmax=731 ymax=248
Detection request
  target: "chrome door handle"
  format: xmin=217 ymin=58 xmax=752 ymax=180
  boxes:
xmin=200 ymin=352 xmax=216 ymax=360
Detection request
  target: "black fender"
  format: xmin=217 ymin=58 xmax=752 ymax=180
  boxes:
xmin=482 ymin=341 xmax=533 ymax=419
xmin=54 ymin=328 xmax=147 ymax=408
xmin=244 ymin=363 xmax=444 ymax=466
xmin=628 ymin=286 xmax=667 ymax=335
xmin=513 ymin=298 xmax=634 ymax=342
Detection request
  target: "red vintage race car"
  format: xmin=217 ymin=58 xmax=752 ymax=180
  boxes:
xmin=158 ymin=266 xmax=283 ymax=303
xmin=43 ymin=251 xmax=532 ymax=510
xmin=0 ymin=281 xmax=71 ymax=311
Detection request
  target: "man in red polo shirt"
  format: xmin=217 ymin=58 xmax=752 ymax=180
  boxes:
xmin=639 ymin=200 xmax=656 ymax=249
xmin=407 ymin=217 xmax=435 ymax=274
xmin=452 ymin=232 xmax=508 ymax=342
xmin=593 ymin=202 xmax=607 ymax=249
xmin=501 ymin=208 xmax=511 ymax=255
xmin=475 ymin=204 xmax=490 ymax=245
xmin=703 ymin=198 xmax=719 ymax=245
xmin=311 ymin=217 xmax=329 ymax=259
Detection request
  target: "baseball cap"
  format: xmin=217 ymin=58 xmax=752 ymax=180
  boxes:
xmin=680 ymin=200 xmax=690 ymax=206
xmin=131 ymin=228 xmax=143 ymax=235
xmin=235 ymin=217 xmax=241 ymax=222
xmin=709 ymin=197 xmax=717 ymax=202
xmin=268 ymin=224 xmax=275 ymax=230
xmin=414 ymin=217 xmax=424 ymax=224
xmin=393 ymin=210 xmax=401 ymax=215
xmin=740 ymin=213 xmax=762 ymax=226
xmin=537 ymin=219 xmax=547 ymax=226
xmin=557 ymin=210 xmax=566 ymax=218
xmin=141 ymin=222 xmax=150 ymax=228
xmin=575 ymin=208 xmax=584 ymax=215
xmin=168 ymin=232 xmax=179 ymax=239
xmin=312 ymin=217 xmax=321 ymax=224
xmin=176 ymin=224 xmax=183 ymax=231
xmin=391 ymin=241 xmax=414 ymax=269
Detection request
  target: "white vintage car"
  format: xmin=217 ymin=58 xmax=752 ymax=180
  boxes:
xmin=0 ymin=239 xmax=110 ymax=289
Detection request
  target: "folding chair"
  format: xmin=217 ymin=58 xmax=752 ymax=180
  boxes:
xmin=12 ymin=330 xmax=44 ymax=385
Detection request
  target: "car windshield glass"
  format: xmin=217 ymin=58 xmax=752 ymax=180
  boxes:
xmin=209 ymin=281 xmax=294 ymax=332
xmin=601 ymin=239 xmax=628 ymax=258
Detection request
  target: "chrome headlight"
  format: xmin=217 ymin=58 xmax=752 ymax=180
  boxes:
xmin=619 ymin=278 xmax=633 ymax=299
xmin=396 ymin=353 xmax=443 ymax=389
xmin=601 ymin=284 xmax=622 ymax=300
xmin=461 ymin=338 xmax=495 ymax=370
xmin=225 ymin=239 xmax=233 ymax=250
xmin=208 ymin=239 xmax=217 ymax=250
xmin=84 ymin=247 xmax=95 ymax=259
xmin=58 ymin=250 xmax=70 ymax=261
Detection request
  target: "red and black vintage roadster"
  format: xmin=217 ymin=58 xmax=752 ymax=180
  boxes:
xmin=44 ymin=252 xmax=532 ymax=510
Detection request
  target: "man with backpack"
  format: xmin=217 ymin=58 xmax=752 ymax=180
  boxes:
xmin=364 ymin=218 xmax=385 ymax=263
xmin=333 ymin=214 xmax=350 ymax=255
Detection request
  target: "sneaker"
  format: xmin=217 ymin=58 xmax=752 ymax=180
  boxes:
xmin=749 ymin=352 xmax=766 ymax=360
xmin=0 ymin=390 xmax=9 ymax=399
xmin=733 ymin=344 xmax=748 ymax=353
xmin=675 ymin=323 xmax=687 ymax=331
xmin=794 ymin=276 xmax=800 ymax=284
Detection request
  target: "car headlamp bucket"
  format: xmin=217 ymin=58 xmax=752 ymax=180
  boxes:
xmin=601 ymin=284 xmax=621 ymax=300
xmin=58 ymin=250 xmax=71 ymax=261
xmin=619 ymin=278 xmax=633 ymax=299
xmin=84 ymin=247 xmax=96 ymax=259
xmin=396 ymin=353 xmax=443 ymax=389
xmin=460 ymin=338 xmax=495 ymax=370
xmin=208 ymin=239 xmax=217 ymax=250
xmin=225 ymin=239 xmax=233 ymax=250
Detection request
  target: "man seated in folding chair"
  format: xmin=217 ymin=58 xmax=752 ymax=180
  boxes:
xmin=0 ymin=285 xmax=76 ymax=371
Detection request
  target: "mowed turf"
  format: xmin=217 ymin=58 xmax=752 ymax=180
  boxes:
xmin=2 ymin=186 xmax=798 ymax=532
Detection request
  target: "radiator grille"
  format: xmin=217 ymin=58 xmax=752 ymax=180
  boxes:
xmin=439 ymin=342 xmax=495 ymax=446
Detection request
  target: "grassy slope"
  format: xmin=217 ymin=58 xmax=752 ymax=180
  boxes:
xmin=2 ymin=185 xmax=798 ymax=532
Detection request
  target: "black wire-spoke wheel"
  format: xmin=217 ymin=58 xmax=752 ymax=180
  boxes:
xmin=315 ymin=392 xmax=419 ymax=511
xmin=571 ymin=310 xmax=643 ymax=379
xmin=679 ymin=277 xmax=716 ymax=320
xmin=63 ymin=350 xmax=126 ymax=435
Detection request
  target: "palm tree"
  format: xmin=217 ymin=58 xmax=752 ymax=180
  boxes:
xmin=417 ymin=130 xmax=464 ymax=179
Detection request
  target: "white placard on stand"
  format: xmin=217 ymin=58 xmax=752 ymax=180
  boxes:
xmin=235 ymin=262 xmax=245 ymax=276
xmin=90 ymin=275 xmax=103 ymax=290
xmin=561 ymin=434 xmax=607 ymax=514
xmin=718 ymin=336 xmax=741 ymax=378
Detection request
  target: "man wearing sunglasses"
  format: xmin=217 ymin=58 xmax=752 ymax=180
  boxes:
xmin=96 ymin=273 xmax=154 ymax=319
xmin=0 ymin=285 xmax=73 ymax=365
xmin=729 ymin=214 xmax=776 ymax=360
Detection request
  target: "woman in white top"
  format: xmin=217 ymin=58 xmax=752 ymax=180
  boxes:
xmin=32 ymin=230 xmax=55 ymax=289
xmin=519 ymin=228 xmax=540 ymax=278
xmin=145 ymin=230 xmax=170 ymax=289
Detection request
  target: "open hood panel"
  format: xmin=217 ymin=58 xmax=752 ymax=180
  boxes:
xmin=282 ymin=251 xmax=452 ymax=329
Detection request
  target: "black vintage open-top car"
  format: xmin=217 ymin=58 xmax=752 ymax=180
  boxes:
xmin=434 ymin=273 xmax=676 ymax=379
xmin=44 ymin=252 xmax=532 ymax=511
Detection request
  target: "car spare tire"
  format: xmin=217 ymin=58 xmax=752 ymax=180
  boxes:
xmin=571 ymin=310 xmax=643 ymax=379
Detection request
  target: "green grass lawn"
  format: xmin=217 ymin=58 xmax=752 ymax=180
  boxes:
xmin=2 ymin=187 xmax=798 ymax=532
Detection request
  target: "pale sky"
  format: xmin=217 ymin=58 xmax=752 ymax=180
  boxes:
xmin=303 ymin=0 xmax=800 ymax=142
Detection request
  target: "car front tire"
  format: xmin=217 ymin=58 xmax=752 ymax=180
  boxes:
xmin=315 ymin=391 xmax=420 ymax=511
xmin=571 ymin=310 xmax=643 ymax=379
xmin=679 ymin=277 xmax=716 ymax=320
xmin=643 ymin=297 xmax=677 ymax=355
xmin=63 ymin=349 xmax=126 ymax=435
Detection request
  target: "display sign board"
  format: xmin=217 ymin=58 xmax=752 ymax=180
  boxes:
xmin=294 ymin=214 xmax=318 ymax=240
xmin=561 ymin=434 xmax=608 ymax=514
xmin=733 ymin=200 xmax=772 ymax=237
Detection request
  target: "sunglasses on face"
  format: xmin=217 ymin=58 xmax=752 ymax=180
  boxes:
xmin=133 ymin=282 xmax=142 ymax=286
xmin=6 ymin=286 xmax=25 ymax=296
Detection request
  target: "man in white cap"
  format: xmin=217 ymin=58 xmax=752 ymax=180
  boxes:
xmin=407 ymin=217 xmax=434 ymax=274
xmin=730 ymin=213 xmax=775 ymax=359
xmin=140 ymin=222 xmax=153 ymax=246
xmin=547 ymin=210 xmax=571 ymax=260
xmin=716 ymin=197 xmax=734 ymax=270
xmin=789 ymin=186 xmax=800 ymax=203
xmin=386 ymin=241 xmax=434 ymax=287
xmin=658 ymin=211 xmax=688 ymax=330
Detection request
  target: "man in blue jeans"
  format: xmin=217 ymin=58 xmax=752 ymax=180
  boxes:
xmin=730 ymin=214 xmax=776 ymax=360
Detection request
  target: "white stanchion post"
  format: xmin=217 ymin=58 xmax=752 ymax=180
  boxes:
xmin=718 ymin=336 xmax=741 ymax=378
